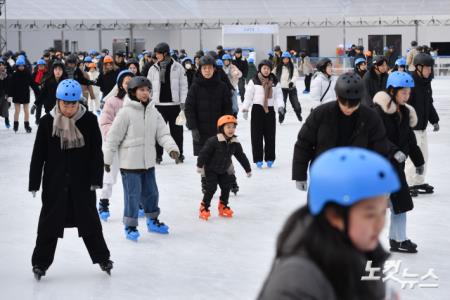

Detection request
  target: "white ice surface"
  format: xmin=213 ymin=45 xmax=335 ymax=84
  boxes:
xmin=0 ymin=79 xmax=449 ymax=300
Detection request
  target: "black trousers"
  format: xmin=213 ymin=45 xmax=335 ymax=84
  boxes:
xmin=202 ymin=170 xmax=235 ymax=208
xmin=31 ymin=233 xmax=110 ymax=270
xmin=281 ymin=88 xmax=302 ymax=115
xmin=35 ymin=104 xmax=43 ymax=124
xmin=304 ymin=74 xmax=312 ymax=92
xmin=238 ymin=78 xmax=246 ymax=102
xmin=250 ymin=105 xmax=276 ymax=163
xmin=155 ymin=105 xmax=184 ymax=158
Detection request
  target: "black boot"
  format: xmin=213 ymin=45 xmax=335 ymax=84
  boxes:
xmin=295 ymin=111 xmax=303 ymax=122
xmin=390 ymin=239 xmax=418 ymax=253
xmin=24 ymin=121 xmax=32 ymax=133
xmin=32 ymin=266 xmax=46 ymax=281
xmin=178 ymin=154 xmax=185 ymax=163
xmin=99 ymin=259 xmax=113 ymax=275
xmin=278 ymin=112 xmax=285 ymax=124
xmin=409 ymin=186 xmax=419 ymax=197
xmin=156 ymin=157 xmax=163 ymax=164
xmin=413 ymin=184 xmax=434 ymax=194
xmin=13 ymin=121 xmax=19 ymax=133
xmin=231 ymin=176 xmax=239 ymax=195
xmin=5 ymin=117 xmax=10 ymax=129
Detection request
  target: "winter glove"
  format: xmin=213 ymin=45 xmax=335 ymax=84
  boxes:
xmin=278 ymin=107 xmax=286 ymax=116
xmin=433 ymin=123 xmax=440 ymax=132
xmin=175 ymin=110 xmax=186 ymax=126
xmin=296 ymin=181 xmax=307 ymax=191
xmin=242 ymin=111 xmax=249 ymax=120
xmin=7 ymin=97 xmax=12 ymax=103
xmin=394 ymin=151 xmax=407 ymax=164
xmin=416 ymin=165 xmax=425 ymax=175
xmin=90 ymin=185 xmax=101 ymax=191
xmin=30 ymin=104 xmax=37 ymax=115
xmin=197 ymin=167 xmax=205 ymax=176
xmin=31 ymin=191 xmax=37 ymax=198
xmin=247 ymin=172 xmax=252 ymax=178
xmin=288 ymin=82 xmax=294 ymax=89
xmin=104 ymin=164 xmax=111 ymax=173
xmin=170 ymin=151 xmax=181 ymax=164
xmin=191 ymin=129 xmax=201 ymax=143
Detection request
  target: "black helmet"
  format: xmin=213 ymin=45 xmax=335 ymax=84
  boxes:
xmin=206 ymin=51 xmax=218 ymax=60
xmin=273 ymin=45 xmax=281 ymax=52
xmin=195 ymin=50 xmax=204 ymax=58
xmin=235 ymin=48 xmax=242 ymax=54
xmin=51 ymin=60 xmax=65 ymax=71
xmin=154 ymin=42 xmax=170 ymax=54
xmin=66 ymin=54 xmax=78 ymax=65
xmin=101 ymin=48 xmax=109 ymax=54
xmin=373 ymin=56 xmax=387 ymax=66
xmin=216 ymin=45 xmax=223 ymax=51
xmin=126 ymin=58 xmax=139 ymax=66
xmin=258 ymin=59 xmax=273 ymax=72
xmin=411 ymin=41 xmax=418 ymax=47
xmin=316 ymin=58 xmax=332 ymax=72
xmin=335 ymin=72 xmax=364 ymax=101
xmin=198 ymin=55 xmax=216 ymax=68
xmin=413 ymin=52 xmax=434 ymax=67
xmin=115 ymin=50 xmax=126 ymax=57
xmin=357 ymin=45 xmax=364 ymax=51
xmin=127 ymin=76 xmax=152 ymax=94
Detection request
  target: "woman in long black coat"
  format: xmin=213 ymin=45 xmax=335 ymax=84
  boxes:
xmin=373 ymin=76 xmax=424 ymax=253
xmin=28 ymin=79 xmax=112 ymax=280
xmin=34 ymin=61 xmax=67 ymax=114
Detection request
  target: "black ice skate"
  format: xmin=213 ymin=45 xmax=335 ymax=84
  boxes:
xmin=409 ymin=186 xmax=419 ymax=197
xmin=32 ymin=266 xmax=46 ymax=281
xmin=412 ymin=184 xmax=434 ymax=194
xmin=99 ymin=260 xmax=113 ymax=275
xmin=390 ymin=239 xmax=418 ymax=253
xmin=24 ymin=121 xmax=32 ymax=133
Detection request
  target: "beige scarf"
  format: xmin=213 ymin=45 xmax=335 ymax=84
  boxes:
xmin=51 ymin=104 xmax=86 ymax=149
xmin=258 ymin=73 xmax=273 ymax=113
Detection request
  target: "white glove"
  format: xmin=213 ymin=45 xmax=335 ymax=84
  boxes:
xmin=7 ymin=97 xmax=12 ymax=103
xmin=296 ymin=181 xmax=307 ymax=191
xmin=31 ymin=191 xmax=37 ymax=198
xmin=394 ymin=151 xmax=407 ymax=163
xmin=197 ymin=167 xmax=205 ymax=176
xmin=247 ymin=172 xmax=252 ymax=178
xmin=242 ymin=111 xmax=248 ymax=120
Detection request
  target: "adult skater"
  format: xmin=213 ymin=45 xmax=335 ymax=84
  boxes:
xmin=197 ymin=115 xmax=251 ymax=220
xmin=232 ymin=48 xmax=248 ymax=102
xmin=258 ymin=147 xmax=400 ymax=300
xmin=103 ymin=76 xmax=180 ymax=242
xmin=361 ymin=56 xmax=388 ymax=107
xmin=298 ymin=51 xmax=313 ymax=94
xmin=185 ymin=55 xmax=233 ymax=193
xmin=292 ymin=72 xmax=390 ymax=190
xmin=96 ymin=55 xmax=119 ymax=109
xmin=98 ymin=70 xmax=135 ymax=221
xmin=33 ymin=60 xmax=67 ymax=114
xmin=222 ymin=53 xmax=242 ymax=115
xmin=354 ymin=57 xmax=367 ymax=78
xmin=373 ymin=71 xmax=424 ymax=253
xmin=273 ymin=51 xmax=302 ymax=123
xmin=405 ymin=53 xmax=440 ymax=195
xmin=29 ymin=79 xmax=113 ymax=280
xmin=147 ymin=42 xmax=188 ymax=164
xmin=31 ymin=59 xmax=48 ymax=124
xmin=310 ymin=58 xmax=336 ymax=108
xmin=8 ymin=56 xmax=39 ymax=133
xmin=0 ymin=59 xmax=10 ymax=128
xmin=242 ymin=59 xmax=283 ymax=169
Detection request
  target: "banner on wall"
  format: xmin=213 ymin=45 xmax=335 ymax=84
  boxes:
xmin=222 ymin=25 xmax=279 ymax=35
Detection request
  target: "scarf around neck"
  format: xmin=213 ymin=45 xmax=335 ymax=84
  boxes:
xmin=159 ymin=56 xmax=172 ymax=84
xmin=51 ymin=104 xmax=87 ymax=150
xmin=257 ymin=73 xmax=273 ymax=113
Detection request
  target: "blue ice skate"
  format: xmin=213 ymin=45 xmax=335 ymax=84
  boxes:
xmin=138 ymin=208 xmax=145 ymax=218
xmin=256 ymin=161 xmax=263 ymax=169
xmin=147 ymin=218 xmax=169 ymax=234
xmin=266 ymin=161 xmax=274 ymax=168
xmin=125 ymin=227 xmax=140 ymax=242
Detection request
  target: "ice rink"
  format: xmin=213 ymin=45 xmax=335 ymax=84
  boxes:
xmin=0 ymin=78 xmax=449 ymax=300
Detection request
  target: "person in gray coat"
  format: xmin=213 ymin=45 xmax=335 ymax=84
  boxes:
xmin=258 ymin=147 xmax=401 ymax=300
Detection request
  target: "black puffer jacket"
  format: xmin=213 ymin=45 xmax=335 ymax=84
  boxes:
xmin=408 ymin=72 xmax=439 ymax=130
xmin=361 ymin=69 xmax=388 ymax=106
xmin=35 ymin=76 xmax=67 ymax=113
xmin=96 ymin=69 xmax=119 ymax=97
xmin=197 ymin=134 xmax=251 ymax=174
xmin=185 ymin=72 xmax=232 ymax=155
xmin=8 ymin=68 xmax=39 ymax=104
xmin=292 ymin=101 xmax=391 ymax=181
xmin=373 ymin=91 xmax=424 ymax=213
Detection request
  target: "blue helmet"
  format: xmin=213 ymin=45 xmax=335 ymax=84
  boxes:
xmin=15 ymin=58 xmax=26 ymax=66
xmin=281 ymin=51 xmax=291 ymax=58
xmin=88 ymin=49 xmax=97 ymax=55
xmin=248 ymin=57 xmax=255 ymax=63
xmin=215 ymin=59 xmax=224 ymax=67
xmin=386 ymin=71 xmax=414 ymax=89
xmin=56 ymin=79 xmax=82 ymax=101
xmin=37 ymin=59 xmax=46 ymax=66
xmin=116 ymin=69 xmax=134 ymax=85
xmin=222 ymin=54 xmax=232 ymax=60
xmin=138 ymin=54 xmax=144 ymax=60
xmin=308 ymin=147 xmax=400 ymax=216
xmin=395 ymin=57 xmax=407 ymax=66
xmin=354 ymin=58 xmax=366 ymax=66
xmin=96 ymin=55 xmax=102 ymax=60
xmin=84 ymin=56 xmax=92 ymax=63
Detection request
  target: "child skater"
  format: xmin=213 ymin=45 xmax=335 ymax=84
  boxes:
xmin=197 ymin=115 xmax=251 ymax=220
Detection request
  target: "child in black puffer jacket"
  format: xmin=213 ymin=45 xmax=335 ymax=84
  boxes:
xmin=196 ymin=115 xmax=251 ymax=221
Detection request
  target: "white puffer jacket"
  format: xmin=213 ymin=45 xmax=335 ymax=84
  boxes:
xmin=103 ymin=96 xmax=179 ymax=170
xmin=242 ymin=76 xmax=284 ymax=111
xmin=310 ymin=72 xmax=337 ymax=108
xmin=147 ymin=58 xmax=188 ymax=106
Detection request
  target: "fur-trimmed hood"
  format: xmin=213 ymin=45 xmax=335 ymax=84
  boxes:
xmin=217 ymin=133 xmax=239 ymax=143
xmin=373 ymin=91 xmax=418 ymax=127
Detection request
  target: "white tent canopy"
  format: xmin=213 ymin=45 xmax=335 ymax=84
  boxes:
xmin=5 ymin=0 xmax=450 ymax=22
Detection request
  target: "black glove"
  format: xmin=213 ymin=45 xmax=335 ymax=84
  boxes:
xmin=30 ymin=104 xmax=37 ymax=115
xmin=170 ymin=151 xmax=181 ymax=164
xmin=104 ymin=164 xmax=111 ymax=173
xmin=192 ymin=129 xmax=200 ymax=143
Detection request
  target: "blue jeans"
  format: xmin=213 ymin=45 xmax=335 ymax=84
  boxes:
xmin=121 ymin=168 xmax=160 ymax=227
xmin=389 ymin=201 xmax=407 ymax=242
xmin=231 ymin=89 xmax=239 ymax=114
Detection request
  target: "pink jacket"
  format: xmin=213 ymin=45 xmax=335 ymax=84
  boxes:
xmin=100 ymin=96 xmax=125 ymax=139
